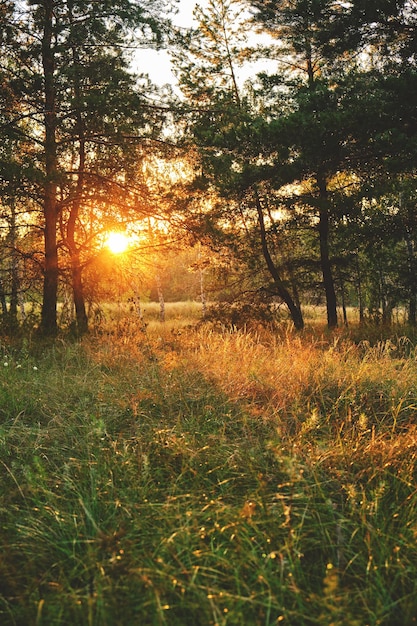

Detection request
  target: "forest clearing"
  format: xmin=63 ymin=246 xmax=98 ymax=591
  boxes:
xmin=1 ymin=304 xmax=417 ymax=625
xmin=1 ymin=0 xmax=417 ymax=623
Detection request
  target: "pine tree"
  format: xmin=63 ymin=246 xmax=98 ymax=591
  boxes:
xmin=171 ymin=0 xmax=305 ymax=328
xmin=2 ymin=0 xmax=174 ymax=334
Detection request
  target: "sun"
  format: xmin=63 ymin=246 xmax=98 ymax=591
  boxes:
xmin=105 ymin=231 xmax=130 ymax=254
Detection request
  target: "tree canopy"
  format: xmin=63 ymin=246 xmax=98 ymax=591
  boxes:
xmin=0 ymin=0 xmax=416 ymax=333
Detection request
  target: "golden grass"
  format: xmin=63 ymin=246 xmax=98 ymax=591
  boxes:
xmin=3 ymin=307 xmax=417 ymax=624
xmin=176 ymin=326 xmax=417 ymax=431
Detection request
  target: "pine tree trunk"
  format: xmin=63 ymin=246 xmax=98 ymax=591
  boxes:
xmin=404 ymin=225 xmax=417 ymax=325
xmin=71 ymin=257 xmax=88 ymax=335
xmin=40 ymin=0 xmax=58 ymax=336
xmin=200 ymin=267 xmax=207 ymax=317
xmin=8 ymin=196 xmax=19 ymax=329
xmin=254 ymin=189 xmax=304 ymax=330
xmin=65 ymin=29 xmax=89 ymax=335
xmin=355 ymin=252 xmax=365 ymax=324
xmin=0 ymin=279 xmax=7 ymax=318
xmin=317 ymin=174 xmax=338 ymax=328
xmin=198 ymin=245 xmax=207 ymax=317
xmin=338 ymin=270 xmax=348 ymax=327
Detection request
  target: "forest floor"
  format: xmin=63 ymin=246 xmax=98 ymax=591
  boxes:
xmin=1 ymin=303 xmax=417 ymax=625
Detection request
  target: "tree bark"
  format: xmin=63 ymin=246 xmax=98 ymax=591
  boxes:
xmin=380 ymin=269 xmax=392 ymax=325
xmin=0 ymin=279 xmax=7 ymax=318
xmin=40 ymin=0 xmax=58 ymax=336
xmin=337 ymin=269 xmax=348 ymax=327
xmin=71 ymin=256 xmax=88 ymax=335
xmin=317 ymin=173 xmax=338 ymax=328
xmin=63 ymin=13 xmax=89 ymax=335
xmin=198 ymin=246 xmax=207 ymax=317
xmin=355 ymin=252 xmax=365 ymax=324
xmin=254 ymin=188 xmax=304 ymax=330
xmin=404 ymin=224 xmax=417 ymax=326
xmin=7 ymin=194 xmax=19 ymax=328
xmin=306 ymin=37 xmax=337 ymax=329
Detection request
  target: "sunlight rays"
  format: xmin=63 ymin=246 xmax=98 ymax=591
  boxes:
xmin=105 ymin=231 xmax=130 ymax=254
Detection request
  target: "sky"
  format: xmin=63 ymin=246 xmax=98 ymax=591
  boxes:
xmin=133 ymin=0 xmax=201 ymax=87
xmin=133 ymin=0 xmax=273 ymax=89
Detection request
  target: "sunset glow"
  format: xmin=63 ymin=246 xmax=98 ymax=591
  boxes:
xmin=105 ymin=232 xmax=130 ymax=254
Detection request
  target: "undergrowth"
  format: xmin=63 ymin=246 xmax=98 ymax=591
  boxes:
xmin=1 ymin=315 xmax=417 ymax=625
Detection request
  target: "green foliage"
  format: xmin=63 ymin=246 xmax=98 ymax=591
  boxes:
xmin=201 ymin=301 xmax=283 ymax=330
xmin=169 ymin=0 xmax=417 ymax=329
xmin=1 ymin=0 xmax=417 ymax=337
xmin=0 ymin=0 xmax=177 ymax=335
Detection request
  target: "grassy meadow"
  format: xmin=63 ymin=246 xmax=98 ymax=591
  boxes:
xmin=1 ymin=303 xmax=417 ymax=625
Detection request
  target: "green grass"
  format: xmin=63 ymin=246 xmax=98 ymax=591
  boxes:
xmin=1 ymin=312 xmax=417 ymax=624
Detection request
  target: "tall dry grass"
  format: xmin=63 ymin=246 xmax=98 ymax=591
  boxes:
xmin=1 ymin=310 xmax=417 ymax=624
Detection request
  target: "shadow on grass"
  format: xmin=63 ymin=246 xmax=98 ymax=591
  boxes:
xmin=1 ymin=324 xmax=417 ymax=625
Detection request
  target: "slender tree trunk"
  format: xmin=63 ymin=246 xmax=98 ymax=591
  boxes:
xmin=221 ymin=9 xmax=241 ymax=106
xmin=64 ymin=192 xmax=88 ymax=334
xmin=0 ymin=279 xmax=7 ymax=318
xmin=197 ymin=244 xmax=207 ymax=317
xmin=404 ymin=225 xmax=417 ymax=325
xmin=65 ymin=198 xmax=88 ymax=333
xmin=64 ymin=23 xmax=89 ymax=335
xmin=156 ymin=272 xmax=165 ymax=322
xmin=147 ymin=218 xmax=166 ymax=323
xmin=338 ymin=269 xmax=348 ymax=327
xmin=10 ymin=254 xmax=19 ymax=322
xmin=355 ymin=252 xmax=365 ymax=324
xmin=200 ymin=266 xmax=207 ymax=317
xmin=8 ymin=195 xmax=19 ymax=328
xmin=254 ymin=188 xmax=304 ymax=330
xmin=40 ymin=0 xmax=58 ymax=335
xmin=306 ymin=42 xmax=337 ymax=329
xmin=409 ymin=297 xmax=416 ymax=326
xmin=19 ymin=294 xmax=26 ymax=322
xmin=306 ymin=41 xmax=315 ymax=88
xmin=132 ymin=290 xmax=143 ymax=320
xmin=317 ymin=173 xmax=338 ymax=328
xmin=380 ymin=269 xmax=392 ymax=325
xmin=61 ymin=180 xmax=89 ymax=334
xmin=71 ymin=255 xmax=88 ymax=335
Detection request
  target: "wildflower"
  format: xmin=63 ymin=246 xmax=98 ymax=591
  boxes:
xmin=301 ymin=407 xmax=321 ymax=433
xmin=33 ymin=366 xmax=38 ymax=371
xmin=3 ymin=362 xmax=8 ymax=367
xmin=358 ymin=413 xmax=368 ymax=431
xmin=16 ymin=364 xmax=22 ymax=369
